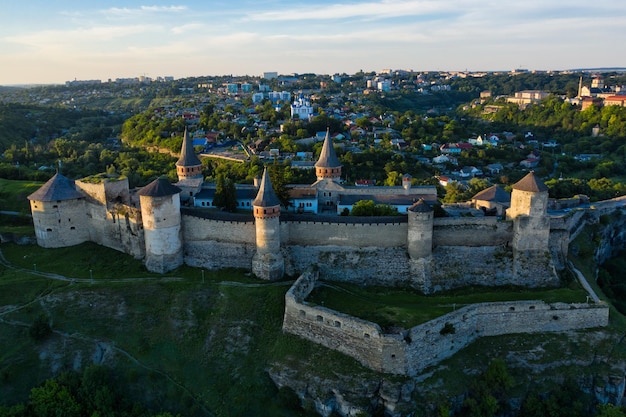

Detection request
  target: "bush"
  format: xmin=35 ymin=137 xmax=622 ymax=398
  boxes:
xmin=440 ymin=322 xmax=455 ymax=335
xmin=29 ymin=314 xmax=51 ymax=342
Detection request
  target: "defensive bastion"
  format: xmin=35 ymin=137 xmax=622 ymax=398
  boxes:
xmin=282 ymin=270 xmax=610 ymax=376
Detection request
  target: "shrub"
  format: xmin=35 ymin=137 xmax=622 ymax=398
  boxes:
xmin=440 ymin=322 xmax=455 ymax=335
xmin=29 ymin=314 xmax=51 ymax=342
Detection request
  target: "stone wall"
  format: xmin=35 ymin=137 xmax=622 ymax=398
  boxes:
xmin=284 ymin=245 xmax=413 ymax=285
xmin=182 ymin=213 xmax=256 ymax=270
xmin=403 ymin=300 xmax=608 ymax=375
xmin=281 ymin=219 xmax=407 ymax=247
xmin=433 ymin=217 xmax=511 ymax=247
xmin=30 ymin=199 xmax=90 ymax=248
xmin=177 ymin=213 xmax=562 ymax=289
xmin=282 ymin=270 xmax=406 ymax=375
xmin=85 ymin=202 xmax=145 ymax=259
xmin=282 ymin=272 xmax=610 ymax=376
xmin=75 ymin=177 xmax=130 ymax=206
xmin=182 ymin=214 xmax=255 ymax=244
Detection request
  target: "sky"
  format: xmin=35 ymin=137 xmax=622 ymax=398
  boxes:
xmin=0 ymin=0 xmax=624 ymax=85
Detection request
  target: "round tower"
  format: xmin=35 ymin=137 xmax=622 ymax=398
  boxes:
xmin=176 ymin=128 xmax=203 ymax=181
xmin=314 ymin=129 xmax=342 ymax=182
xmin=251 ymin=167 xmax=284 ymax=280
xmin=407 ymin=199 xmax=433 ymax=259
xmin=27 ymin=172 xmax=90 ymax=248
xmin=137 ymin=178 xmax=183 ymax=273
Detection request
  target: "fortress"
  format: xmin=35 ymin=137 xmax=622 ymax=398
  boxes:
xmin=27 ymin=130 xmax=614 ymax=375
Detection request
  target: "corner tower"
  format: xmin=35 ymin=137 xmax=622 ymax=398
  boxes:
xmin=27 ymin=172 xmax=89 ymax=248
xmin=507 ymin=171 xmax=550 ymax=252
xmin=251 ymin=167 xmax=284 ymax=280
xmin=137 ymin=178 xmax=183 ymax=273
xmin=315 ymin=130 xmax=342 ymax=182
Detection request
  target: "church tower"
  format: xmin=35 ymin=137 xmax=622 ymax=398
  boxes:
xmin=137 ymin=178 xmax=183 ymax=273
xmin=315 ymin=130 xmax=342 ymax=182
xmin=507 ymin=171 xmax=550 ymax=252
xmin=251 ymin=167 xmax=284 ymax=280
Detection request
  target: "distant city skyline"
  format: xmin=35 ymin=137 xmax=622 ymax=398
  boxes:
xmin=1 ymin=0 xmax=624 ymax=86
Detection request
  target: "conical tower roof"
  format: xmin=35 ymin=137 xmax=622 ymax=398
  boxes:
xmin=315 ymin=129 xmax=341 ymax=169
xmin=472 ymin=185 xmax=511 ymax=203
xmin=27 ymin=172 xmax=83 ymax=202
xmin=512 ymin=172 xmax=548 ymax=193
xmin=176 ymin=128 xmax=202 ymax=167
xmin=252 ymin=167 xmax=281 ymax=207
xmin=137 ymin=177 xmax=181 ymax=197
xmin=408 ymin=198 xmax=432 ymax=213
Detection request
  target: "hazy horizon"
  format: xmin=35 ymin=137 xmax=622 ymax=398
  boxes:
xmin=1 ymin=0 xmax=625 ymax=85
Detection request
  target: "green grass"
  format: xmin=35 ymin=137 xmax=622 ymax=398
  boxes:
xmin=0 ymin=178 xmax=42 ymax=213
xmin=0 ymin=241 xmax=361 ymax=415
xmin=307 ymin=282 xmax=589 ymax=329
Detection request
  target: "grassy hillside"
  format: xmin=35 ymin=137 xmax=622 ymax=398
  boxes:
xmin=0 ymin=242 xmax=373 ymax=416
xmin=0 ymin=178 xmax=42 ymax=213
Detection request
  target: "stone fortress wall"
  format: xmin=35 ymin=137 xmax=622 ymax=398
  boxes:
xmin=283 ymin=270 xmax=610 ymax=376
xmin=181 ymin=213 xmax=257 ymax=270
xmin=29 ymin=176 xmax=146 ymax=259
xmin=176 ymin=213 xmax=557 ymax=293
xmin=177 ymin=212 xmax=560 ymax=291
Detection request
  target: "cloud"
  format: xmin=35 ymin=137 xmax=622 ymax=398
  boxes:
xmin=3 ymin=24 xmax=160 ymax=53
xmin=245 ymin=0 xmax=465 ymax=22
xmin=171 ymin=23 xmax=206 ymax=35
xmin=100 ymin=5 xmax=187 ymax=17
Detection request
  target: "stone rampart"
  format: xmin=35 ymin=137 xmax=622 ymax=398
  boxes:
xmin=283 ymin=271 xmax=406 ymax=374
xmin=89 ymin=203 xmax=145 ymax=259
xmin=75 ymin=177 xmax=130 ymax=206
xmin=433 ymin=217 xmax=511 ymax=247
xmin=281 ymin=219 xmax=407 ymax=247
xmin=284 ymin=246 xmax=414 ymax=286
xmin=181 ymin=212 xmax=256 ymax=270
xmin=404 ymin=300 xmax=608 ymax=375
xmin=182 ymin=213 xmax=256 ymax=244
xmin=283 ymin=273 xmax=610 ymax=376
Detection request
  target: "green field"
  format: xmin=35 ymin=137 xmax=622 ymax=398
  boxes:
xmin=307 ymin=281 xmax=588 ymax=330
xmin=0 ymin=178 xmax=42 ymax=213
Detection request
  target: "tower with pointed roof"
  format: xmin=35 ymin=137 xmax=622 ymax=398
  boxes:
xmin=315 ymin=130 xmax=342 ymax=182
xmin=407 ymin=199 xmax=434 ymax=259
xmin=137 ymin=178 xmax=183 ymax=273
xmin=507 ymin=171 xmax=550 ymax=252
xmin=27 ymin=172 xmax=90 ymax=248
xmin=176 ymin=128 xmax=203 ymax=181
xmin=175 ymin=128 xmax=204 ymax=202
xmin=251 ymin=167 xmax=284 ymax=280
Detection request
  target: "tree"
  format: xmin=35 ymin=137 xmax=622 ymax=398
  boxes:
xmin=213 ymin=173 xmax=237 ymax=211
xmin=29 ymin=379 xmax=82 ymax=417
xmin=442 ymin=181 xmax=468 ymax=203
xmin=597 ymin=404 xmax=626 ymax=417
xmin=267 ymin=160 xmax=292 ymax=209
xmin=350 ymin=200 xmax=397 ymax=216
